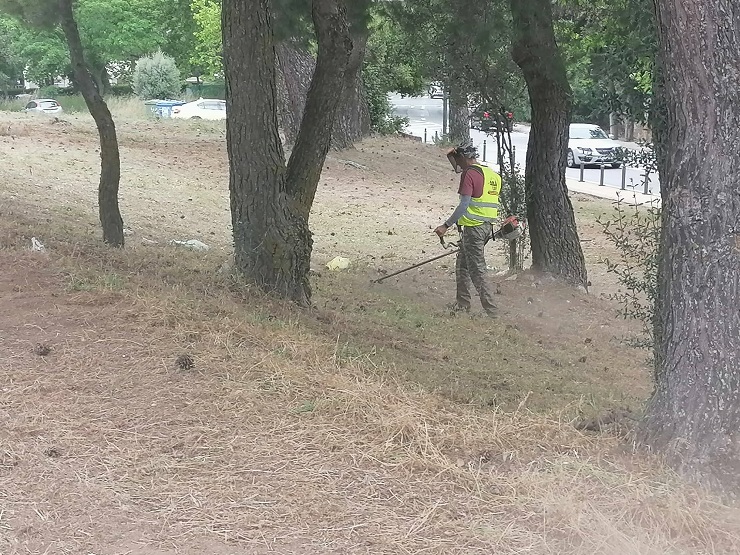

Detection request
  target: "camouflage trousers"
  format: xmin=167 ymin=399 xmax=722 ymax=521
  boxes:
xmin=455 ymin=224 xmax=497 ymax=313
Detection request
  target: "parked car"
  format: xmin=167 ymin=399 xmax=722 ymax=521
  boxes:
xmin=470 ymin=105 xmax=514 ymax=133
xmin=171 ymin=98 xmax=226 ymax=120
xmin=567 ymin=123 xmax=621 ymax=168
xmin=24 ymin=98 xmax=63 ymax=115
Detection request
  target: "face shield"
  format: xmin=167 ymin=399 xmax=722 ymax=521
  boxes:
xmin=447 ymin=150 xmax=464 ymax=173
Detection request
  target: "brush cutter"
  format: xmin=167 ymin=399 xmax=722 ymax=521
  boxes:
xmin=373 ymin=216 xmax=525 ymax=283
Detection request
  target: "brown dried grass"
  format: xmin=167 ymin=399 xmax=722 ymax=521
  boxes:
xmin=1 ymin=111 xmax=740 ymax=554
xmin=1 ymin=244 xmax=739 ymax=554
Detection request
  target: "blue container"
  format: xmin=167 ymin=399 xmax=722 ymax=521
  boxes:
xmin=154 ymin=100 xmax=185 ymax=118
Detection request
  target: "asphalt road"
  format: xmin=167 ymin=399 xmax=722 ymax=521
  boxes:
xmin=390 ymin=94 xmax=660 ymax=193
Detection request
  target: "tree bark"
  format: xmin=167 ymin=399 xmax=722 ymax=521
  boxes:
xmin=223 ymin=0 xmax=351 ymax=304
xmin=330 ymin=29 xmax=370 ymax=150
xmin=642 ymin=0 xmax=740 ymax=494
xmin=58 ymin=0 xmax=123 ymax=247
xmin=624 ymin=118 xmax=635 ymax=142
xmin=276 ymin=32 xmax=369 ymax=151
xmin=287 ymin=1 xmax=352 ymax=216
xmin=448 ymin=79 xmax=470 ymax=143
xmin=276 ymin=41 xmax=315 ymax=145
xmin=510 ymin=0 xmax=587 ymax=287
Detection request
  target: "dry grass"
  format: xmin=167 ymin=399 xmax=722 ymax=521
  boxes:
xmin=1 ymin=111 xmax=740 ymax=554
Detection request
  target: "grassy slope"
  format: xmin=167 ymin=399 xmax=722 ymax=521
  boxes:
xmin=1 ymin=107 xmax=739 ymax=554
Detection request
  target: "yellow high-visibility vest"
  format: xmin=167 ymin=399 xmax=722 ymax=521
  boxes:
xmin=458 ymin=164 xmax=502 ymax=227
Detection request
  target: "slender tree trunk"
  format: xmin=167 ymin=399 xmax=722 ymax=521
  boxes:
xmin=510 ymin=0 xmax=587 ymax=287
xmin=609 ymin=112 xmax=620 ymax=139
xmin=276 ymin=41 xmax=315 ymax=145
xmin=287 ymin=2 xmax=353 ymax=215
xmin=58 ymin=0 xmax=123 ymax=247
xmin=448 ymin=79 xmax=470 ymax=143
xmin=642 ymin=0 xmax=740 ymax=493
xmin=331 ymin=30 xmax=370 ymax=149
xmin=223 ymin=0 xmax=351 ymax=304
xmin=625 ymin=118 xmax=635 ymax=142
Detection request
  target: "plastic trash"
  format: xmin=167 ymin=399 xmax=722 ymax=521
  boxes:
xmin=326 ymin=256 xmax=350 ymax=270
xmin=169 ymin=239 xmax=210 ymax=251
xmin=30 ymin=237 xmax=45 ymax=252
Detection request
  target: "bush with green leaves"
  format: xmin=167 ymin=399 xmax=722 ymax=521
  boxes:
xmin=598 ymin=194 xmax=661 ymax=350
xmin=132 ymin=50 xmax=181 ymax=101
xmin=498 ymin=162 xmax=529 ymax=271
xmin=615 ymin=141 xmax=659 ymax=193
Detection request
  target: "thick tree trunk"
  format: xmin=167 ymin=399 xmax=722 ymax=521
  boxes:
xmin=642 ymin=0 xmax=740 ymax=494
xmin=58 ymin=0 xmax=123 ymax=247
xmin=510 ymin=0 xmax=587 ymax=287
xmin=276 ymin=42 xmax=315 ymax=145
xmin=448 ymin=79 xmax=470 ymax=143
xmin=331 ymin=30 xmax=370 ymax=150
xmin=223 ymin=0 xmax=351 ymax=304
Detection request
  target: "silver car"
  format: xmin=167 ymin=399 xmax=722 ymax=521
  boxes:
xmin=24 ymin=98 xmax=64 ymax=115
xmin=567 ymin=123 xmax=622 ymax=168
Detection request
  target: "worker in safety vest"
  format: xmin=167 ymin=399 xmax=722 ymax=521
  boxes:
xmin=435 ymin=140 xmax=500 ymax=316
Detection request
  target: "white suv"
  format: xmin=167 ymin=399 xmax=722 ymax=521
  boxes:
xmin=567 ymin=123 xmax=622 ymax=168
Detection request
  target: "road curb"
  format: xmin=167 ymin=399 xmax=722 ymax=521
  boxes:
xmin=566 ymin=178 xmax=660 ymax=206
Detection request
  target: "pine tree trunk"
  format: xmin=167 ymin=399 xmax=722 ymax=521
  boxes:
xmin=642 ymin=0 xmax=740 ymax=493
xmin=448 ymin=79 xmax=470 ymax=143
xmin=287 ymin=1 xmax=353 ymax=215
xmin=331 ymin=30 xmax=370 ymax=150
xmin=223 ymin=0 xmax=351 ymax=304
xmin=510 ymin=0 xmax=587 ymax=287
xmin=276 ymin=34 xmax=369 ymax=151
xmin=58 ymin=0 xmax=123 ymax=247
xmin=276 ymin=41 xmax=315 ymax=146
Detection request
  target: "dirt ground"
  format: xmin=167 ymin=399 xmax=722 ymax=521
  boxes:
xmin=2 ymin=110 xmax=739 ymax=554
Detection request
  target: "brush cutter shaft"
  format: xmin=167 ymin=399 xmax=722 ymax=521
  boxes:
xmin=373 ymin=249 xmax=459 ymax=283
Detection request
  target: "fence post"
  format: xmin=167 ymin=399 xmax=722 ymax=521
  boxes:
xmin=424 ymin=128 xmax=427 ymax=143
xmin=482 ymin=140 xmax=487 ymax=162
xmin=644 ymin=175 xmax=650 ymax=195
xmin=599 ymin=164 xmax=605 ymax=186
xmin=434 ymin=131 xmax=438 ymax=142
xmin=579 ymin=162 xmax=584 ymax=182
xmin=621 ymin=163 xmax=627 ymax=190
xmin=512 ymin=146 xmax=516 ymax=166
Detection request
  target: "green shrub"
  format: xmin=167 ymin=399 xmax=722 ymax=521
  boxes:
xmin=38 ymin=85 xmax=76 ymax=98
xmin=364 ymin=65 xmax=409 ymax=135
xmin=598 ymin=195 xmax=661 ymax=351
xmin=132 ymin=50 xmax=181 ymax=101
xmin=108 ymin=84 xmax=133 ymax=97
xmin=56 ymin=95 xmax=88 ymax=113
xmin=0 ymin=97 xmax=23 ymax=112
xmin=185 ymin=82 xmax=224 ymax=100
xmin=498 ymin=162 xmax=529 ymax=271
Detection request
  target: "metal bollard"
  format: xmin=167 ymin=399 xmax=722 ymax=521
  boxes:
xmin=579 ymin=162 xmax=584 ymax=182
xmin=483 ymin=140 xmax=487 ymax=162
xmin=424 ymin=128 xmax=427 ymax=143
xmin=621 ymin=163 xmax=627 ymax=190
xmin=512 ymin=146 xmax=516 ymax=166
xmin=599 ymin=164 xmax=605 ymax=186
xmin=435 ymin=131 xmax=438 ymax=142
